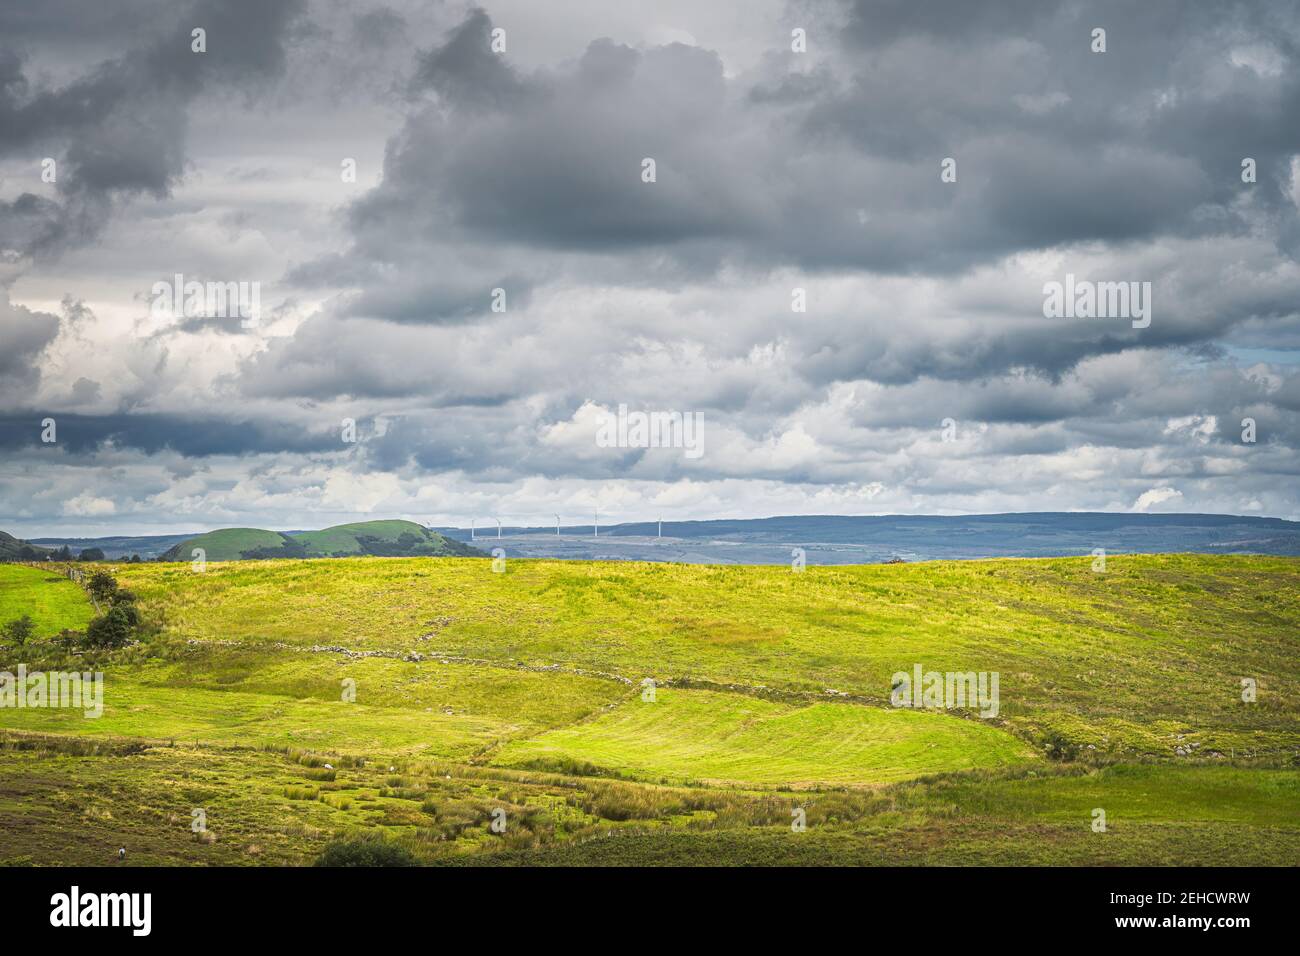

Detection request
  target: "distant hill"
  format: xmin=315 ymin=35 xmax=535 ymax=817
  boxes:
xmin=30 ymin=533 xmax=196 ymax=560
xmin=0 ymin=530 xmax=53 ymax=562
xmin=289 ymin=520 xmax=482 ymax=557
xmin=161 ymin=528 xmax=298 ymax=562
xmin=160 ymin=520 xmax=485 ymax=561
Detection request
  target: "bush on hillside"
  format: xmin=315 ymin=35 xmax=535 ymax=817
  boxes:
xmin=86 ymin=570 xmax=119 ymax=604
xmin=313 ymin=836 xmax=416 ymax=867
xmin=1042 ymin=730 xmax=1080 ymax=762
xmin=84 ymin=604 xmax=140 ymax=649
xmin=1 ymin=615 xmax=36 ymax=647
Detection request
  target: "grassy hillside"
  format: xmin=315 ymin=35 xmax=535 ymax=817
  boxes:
xmin=161 ymin=520 xmax=482 ymax=561
xmin=102 ymin=553 xmax=1300 ymax=756
xmin=291 ymin=520 xmax=483 ymax=557
xmin=0 ymin=565 xmax=95 ymax=637
xmin=0 ymin=553 xmax=1295 ymax=866
xmin=494 ymin=687 xmax=1035 ymax=785
xmin=161 ymin=527 xmax=295 ymax=562
xmin=0 ymin=531 xmax=53 ymax=562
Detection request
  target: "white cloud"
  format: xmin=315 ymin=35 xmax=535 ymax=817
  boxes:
xmin=62 ymin=493 xmax=117 ymax=517
xmin=1131 ymin=487 xmax=1183 ymax=513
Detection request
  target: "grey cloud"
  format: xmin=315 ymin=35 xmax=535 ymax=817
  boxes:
xmin=315 ymin=0 xmax=1300 ymax=302
xmin=2 ymin=0 xmax=1299 ymax=530
xmin=0 ymin=0 xmax=305 ymax=255
xmin=0 ymin=293 xmax=59 ymax=399
xmin=411 ymin=7 xmax=531 ymax=110
xmin=0 ymin=410 xmax=342 ymax=458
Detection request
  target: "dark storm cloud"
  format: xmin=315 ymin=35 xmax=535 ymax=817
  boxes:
xmin=0 ymin=193 xmax=67 ymax=253
xmin=0 ymin=294 xmax=59 ymax=397
xmin=0 ymin=410 xmax=340 ymax=457
xmin=806 ymin=0 xmax=1300 ymax=245
xmin=411 ymin=7 xmax=531 ymax=109
xmin=310 ymin=0 xmax=1300 ymax=299
xmin=352 ymin=7 xmax=408 ymax=49
xmin=353 ymin=33 xmax=759 ymax=256
xmin=0 ymin=0 xmax=305 ymax=255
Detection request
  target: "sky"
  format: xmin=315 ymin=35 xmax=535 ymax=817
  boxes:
xmin=1 ymin=0 xmax=1299 ymax=537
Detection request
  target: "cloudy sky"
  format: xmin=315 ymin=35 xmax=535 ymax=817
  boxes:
xmin=2 ymin=0 xmax=1299 ymax=536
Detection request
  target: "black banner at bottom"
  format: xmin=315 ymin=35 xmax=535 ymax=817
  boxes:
xmin=1 ymin=865 xmax=1285 ymax=941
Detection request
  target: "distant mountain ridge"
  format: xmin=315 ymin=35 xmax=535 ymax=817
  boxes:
xmin=29 ymin=533 xmax=194 ymax=560
xmin=14 ymin=513 xmax=1300 ymax=566
xmin=434 ymin=512 xmax=1300 ymax=565
xmin=158 ymin=520 xmax=486 ymax=561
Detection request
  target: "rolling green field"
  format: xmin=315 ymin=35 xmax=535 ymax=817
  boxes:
xmin=494 ymin=688 xmax=1034 ymax=785
xmin=0 ymin=554 xmax=1296 ymax=866
xmin=0 ymin=565 xmax=96 ymax=637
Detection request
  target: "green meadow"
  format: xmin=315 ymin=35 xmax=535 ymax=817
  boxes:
xmin=0 ymin=565 xmax=96 ymax=637
xmin=494 ymin=688 xmax=1034 ymax=785
xmin=0 ymin=554 xmax=1296 ymax=866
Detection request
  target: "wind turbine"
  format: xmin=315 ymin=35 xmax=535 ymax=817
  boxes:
xmin=658 ymin=516 xmax=662 ymax=539
xmin=594 ymin=509 xmax=599 ymax=538
xmin=495 ymin=517 xmax=502 ymax=539
xmin=470 ymin=518 xmax=476 ymax=540
xmin=555 ymin=514 xmax=561 ymax=536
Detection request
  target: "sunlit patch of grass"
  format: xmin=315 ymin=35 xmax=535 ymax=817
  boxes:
xmin=494 ymin=687 xmax=1037 ymax=786
xmin=0 ymin=565 xmax=94 ymax=638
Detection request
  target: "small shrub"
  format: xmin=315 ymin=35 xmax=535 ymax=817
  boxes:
xmin=1042 ymin=730 xmax=1080 ymax=762
xmin=1 ymin=615 xmax=36 ymax=647
xmin=314 ymin=836 xmax=416 ymax=867
xmin=83 ymin=604 xmax=140 ymax=648
xmin=86 ymin=570 xmax=119 ymax=604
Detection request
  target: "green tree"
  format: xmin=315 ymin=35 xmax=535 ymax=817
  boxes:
xmin=86 ymin=570 xmax=119 ymax=605
xmin=84 ymin=604 xmax=139 ymax=649
xmin=1 ymin=615 xmax=36 ymax=647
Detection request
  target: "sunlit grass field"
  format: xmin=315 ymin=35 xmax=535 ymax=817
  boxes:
xmin=493 ymin=687 xmax=1035 ymax=785
xmin=112 ymin=554 xmax=1300 ymax=754
xmin=0 ymin=554 xmax=1296 ymax=866
xmin=0 ymin=565 xmax=95 ymax=637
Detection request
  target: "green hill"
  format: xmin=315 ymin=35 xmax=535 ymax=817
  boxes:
xmin=0 ymin=531 xmax=53 ymax=562
xmin=161 ymin=520 xmax=483 ymax=561
xmin=292 ymin=519 xmax=483 ymax=557
xmin=160 ymin=528 xmax=296 ymax=562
